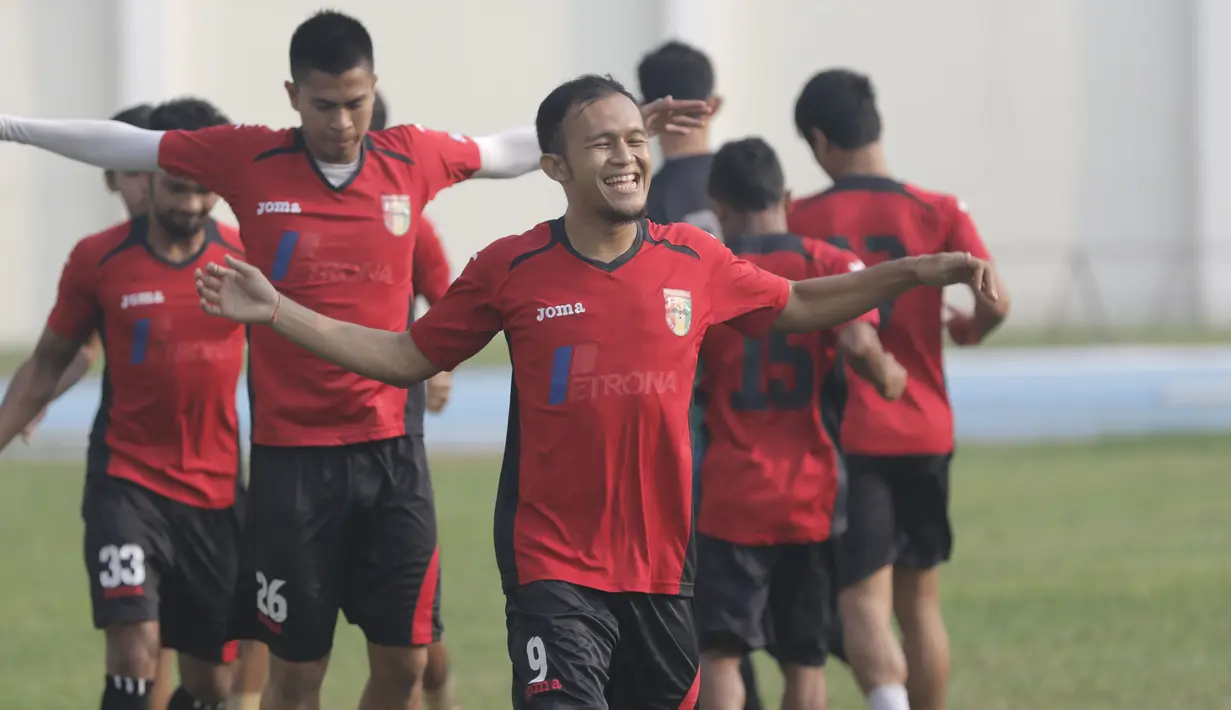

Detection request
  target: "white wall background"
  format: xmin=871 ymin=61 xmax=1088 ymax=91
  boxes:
xmin=0 ymin=0 xmax=1225 ymax=343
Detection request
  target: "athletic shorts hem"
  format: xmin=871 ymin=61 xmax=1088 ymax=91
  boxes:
xmin=91 ymin=604 xmax=158 ymax=630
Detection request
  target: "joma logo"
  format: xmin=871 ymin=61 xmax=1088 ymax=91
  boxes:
xmin=537 ymin=302 xmax=586 ymax=321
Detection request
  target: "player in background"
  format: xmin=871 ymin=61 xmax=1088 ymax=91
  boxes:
xmin=0 ymin=14 xmax=706 ymax=710
xmin=0 ymin=98 xmax=245 ymax=710
xmin=16 ymin=103 xmax=152 ymax=444
xmin=694 ymin=138 xmax=906 ymax=710
xmin=788 ymin=69 xmax=1012 ymax=710
xmin=193 ymin=74 xmax=998 ymax=709
xmin=638 ymin=41 xmax=724 ymax=237
xmin=370 ymin=89 xmax=460 ymax=710
xmin=638 ymin=41 xmax=768 ymax=710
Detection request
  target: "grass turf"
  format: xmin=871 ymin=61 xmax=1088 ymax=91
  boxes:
xmin=1 ymin=434 xmax=1229 ymax=708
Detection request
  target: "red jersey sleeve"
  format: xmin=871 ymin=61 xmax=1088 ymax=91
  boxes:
xmin=705 ymin=236 xmax=792 ymax=337
xmin=46 ymin=240 xmax=100 ymax=343
xmin=408 ymin=247 xmax=502 ymax=371
xmin=157 ymin=124 xmax=269 ymax=202
xmin=412 ymin=217 xmax=452 ymax=304
xmin=384 ymin=125 xmax=482 ymax=202
xmin=944 ymin=197 xmax=991 ymax=259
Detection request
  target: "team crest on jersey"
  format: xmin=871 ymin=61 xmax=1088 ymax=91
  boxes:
xmin=664 ymin=288 xmax=692 ymax=336
xmin=382 ymin=194 xmax=412 ymax=236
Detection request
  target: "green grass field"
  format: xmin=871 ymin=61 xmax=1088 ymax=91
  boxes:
xmin=2 ymin=435 xmax=1230 ymax=709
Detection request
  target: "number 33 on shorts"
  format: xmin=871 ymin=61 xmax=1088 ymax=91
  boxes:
xmin=98 ymin=543 xmax=146 ymax=588
xmin=256 ymin=571 xmax=288 ymax=624
xmin=524 ymin=636 xmax=563 ymax=698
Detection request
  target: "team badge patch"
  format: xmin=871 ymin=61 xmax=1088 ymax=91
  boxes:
xmin=664 ymin=288 xmax=692 ymax=337
xmin=382 ymin=194 xmax=412 ymax=237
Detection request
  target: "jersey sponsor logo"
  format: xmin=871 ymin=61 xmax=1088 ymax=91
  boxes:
xmin=256 ymin=200 xmax=302 ymax=216
xmin=120 ymin=290 xmax=165 ymax=310
xmin=664 ymin=288 xmax=692 ymax=336
xmin=382 ymin=194 xmax=412 ymax=237
xmin=536 ymin=301 xmax=586 ymax=321
xmin=548 ymin=342 xmax=679 ymax=404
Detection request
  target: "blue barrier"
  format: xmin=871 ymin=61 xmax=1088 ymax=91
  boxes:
xmin=2 ymin=346 xmax=1229 ymax=460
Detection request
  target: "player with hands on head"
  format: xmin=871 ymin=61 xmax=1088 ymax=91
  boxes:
xmin=197 ymin=73 xmax=994 ymax=710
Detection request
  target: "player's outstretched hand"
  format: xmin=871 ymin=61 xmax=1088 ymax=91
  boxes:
xmin=913 ymin=252 xmax=998 ymax=301
xmin=878 ymin=354 xmax=908 ymax=401
xmin=426 ymin=371 xmax=453 ymax=413
xmin=640 ymin=96 xmax=710 ymax=137
xmin=195 ymin=254 xmax=281 ymax=324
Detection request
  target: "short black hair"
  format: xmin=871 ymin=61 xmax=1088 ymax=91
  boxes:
xmin=148 ymin=98 xmax=230 ymax=132
xmin=708 ymin=137 xmax=786 ymax=212
xmin=371 ymin=91 xmax=388 ymax=130
xmin=535 ymin=74 xmax=637 ymax=154
xmin=289 ymin=10 xmax=374 ymax=80
xmin=794 ymin=69 xmax=882 ymax=150
xmin=637 ymin=41 xmax=713 ymax=102
xmin=110 ymin=104 xmax=152 ymax=128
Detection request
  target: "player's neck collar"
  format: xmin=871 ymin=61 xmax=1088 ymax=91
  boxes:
xmin=293 ymin=129 xmax=372 ymax=193
xmin=549 ymin=216 xmax=648 ymax=273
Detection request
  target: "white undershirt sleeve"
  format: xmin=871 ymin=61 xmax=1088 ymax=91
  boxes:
xmin=472 ymin=126 xmax=540 ymax=179
xmin=0 ymin=116 xmax=164 ymax=172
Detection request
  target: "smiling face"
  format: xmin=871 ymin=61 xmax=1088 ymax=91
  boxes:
xmin=545 ymin=92 xmax=653 ymax=224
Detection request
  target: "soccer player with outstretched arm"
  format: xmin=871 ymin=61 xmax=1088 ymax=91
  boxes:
xmin=193 ymin=74 xmax=997 ymax=710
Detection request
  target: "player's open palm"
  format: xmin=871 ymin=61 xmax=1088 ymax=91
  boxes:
xmin=916 ymin=252 xmax=998 ymax=301
xmin=195 ymin=254 xmax=280 ymax=324
xmin=640 ymin=96 xmax=710 ymax=137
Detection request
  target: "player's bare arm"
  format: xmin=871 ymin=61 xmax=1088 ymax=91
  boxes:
xmin=195 ymin=255 xmax=439 ymax=388
xmin=838 ymin=323 xmax=907 ymax=401
xmin=0 ymin=115 xmax=162 ymax=171
xmin=471 ymin=98 xmax=708 ymax=178
xmin=20 ymin=333 xmax=103 ymax=442
xmin=0 ymin=328 xmax=89 ymax=450
xmin=773 ymin=252 xmax=998 ymax=333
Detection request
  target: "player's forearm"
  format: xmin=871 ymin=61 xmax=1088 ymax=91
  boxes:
xmin=47 ymin=350 xmax=94 ymax=400
xmin=839 ymin=323 xmax=892 ymax=389
xmin=0 ymin=358 xmax=65 ymax=450
xmin=473 ymin=126 xmax=541 ymax=178
xmin=774 ymin=259 xmax=922 ymax=333
xmin=270 ymin=297 xmax=438 ymax=388
xmin=0 ymin=116 xmax=162 ymax=171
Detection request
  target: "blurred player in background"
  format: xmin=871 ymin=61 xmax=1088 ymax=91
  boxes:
xmin=789 ymin=69 xmax=1012 ymax=710
xmin=371 ymin=89 xmax=460 ymax=710
xmin=193 ymin=73 xmax=998 ymax=710
xmin=639 ymin=39 xmax=778 ymax=710
xmin=0 ymin=12 xmax=704 ymax=709
xmin=693 ymin=138 xmax=906 ymax=710
xmin=638 ymin=41 xmax=724 ymax=238
xmin=0 ymin=98 xmax=245 ymax=710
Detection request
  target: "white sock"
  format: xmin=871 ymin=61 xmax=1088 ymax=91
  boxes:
xmin=868 ymin=683 xmax=910 ymax=710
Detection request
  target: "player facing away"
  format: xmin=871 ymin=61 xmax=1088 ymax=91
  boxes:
xmin=788 ymin=69 xmax=1012 ymax=710
xmin=0 ymin=99 xmax=245 ymax=710
xmin=371 ymin=88 xmax=461 ymax=710
xmin=0 ymin=13 xmax=706 ymax=710
xmin=192 ymin=74 xmax=998 ymax=709
xmin=693 ymin=138 xmax=907 ymax=710
xmin=638 ymin=41 xmax=724 ymax=237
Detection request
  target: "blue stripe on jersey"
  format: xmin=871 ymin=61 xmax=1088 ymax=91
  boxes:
xmin=129 ymin=318 xmax=151 ymax=365
xmin=549 ymin=345 xmax=574 ymax=405
xmin=269 ymin=231 xmax=300 ymax=281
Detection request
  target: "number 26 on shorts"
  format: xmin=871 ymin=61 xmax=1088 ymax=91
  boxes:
xmin=256 ymin=570 xmax=287 ymax=624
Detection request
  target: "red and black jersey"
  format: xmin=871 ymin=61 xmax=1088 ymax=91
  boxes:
xmin=412 ymin=217 xmax=451 ymax=304
xmin=158 ymin=124 xmax=480 ymax=447
xmin=46 ymin=217 xmax=245 ymax=508
xmin=695 ymin=234 xmax=876 ymax=546
xmin=409 ymin=219 xmax=790 ymax=595
xmin=788 ymin=175 xmax=991 ymax=455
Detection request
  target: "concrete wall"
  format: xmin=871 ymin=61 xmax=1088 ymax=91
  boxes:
xmin=0 ymin=0 xmax=1214 ymax=341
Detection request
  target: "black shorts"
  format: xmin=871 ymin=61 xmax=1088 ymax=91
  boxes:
xmin=82 ymin=474 xmax=241 ymax=663
xmin=835 ymin=454 xmax=953 ymax=589
xmin=234 ymin=434 xmax=440 ymax=662
xmin=694 ymin=534 xmax=836 ymax=667
xmin=506 ymin=581 xmax=700 ymax=709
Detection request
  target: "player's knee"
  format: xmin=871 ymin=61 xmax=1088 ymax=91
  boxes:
xmin=267 ymin=656 xmax=328 ymax=703
xmin=367 ymin=643 xmax=427 ymax=696
xmin=423 ymin=641 xmax=450 ymax=691
xmin=104 ymin=622 xmax=161 ymax=677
